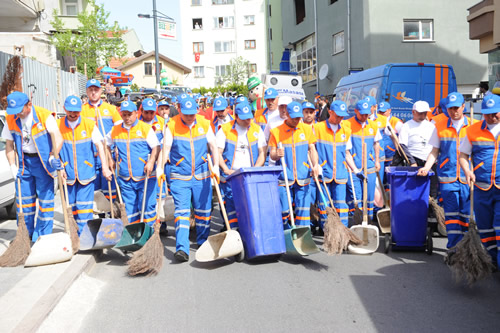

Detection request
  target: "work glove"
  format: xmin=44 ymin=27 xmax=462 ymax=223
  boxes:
xmin=49 ymin=156 xmax=64 ymax=170
xmin=10 ymin=164 xmax=19 ymax=179
xmin=355 ymin=171 xmax=365 ymax=181
xmin=157 ymin=174 xmax=166 ymax=187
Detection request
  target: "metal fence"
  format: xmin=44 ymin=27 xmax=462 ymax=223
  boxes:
xmin=0 ymin=51 xmax=87 ymax=114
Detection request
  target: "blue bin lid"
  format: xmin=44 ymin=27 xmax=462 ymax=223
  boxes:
xmin=386 ymin=166 xmax=434 ymax=177
xmin=226 ymin=166 xmax=283 ymax=181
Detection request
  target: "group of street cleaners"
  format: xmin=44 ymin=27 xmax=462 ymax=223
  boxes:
xmin=1 ymin=78 xmax=499 ymax=282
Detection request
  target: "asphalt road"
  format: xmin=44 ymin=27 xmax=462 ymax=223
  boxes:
xmin=74 ymin=211 xmax=500 ymax=333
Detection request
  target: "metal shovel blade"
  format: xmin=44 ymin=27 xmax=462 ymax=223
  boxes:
xmin=196 ymin=230 xmax=243 ymax=262
xmin=377 ymin=208 xmax=391 ymax=234
xmin=347 ymin=224 xmax=380 ymax=254
xmin=80 ymin=218 xmax=124 ymax=250
xmin=24 ymin=233 xmax=73 ymax=267
xmin=284 ymin=226 xmax=320 ymax=256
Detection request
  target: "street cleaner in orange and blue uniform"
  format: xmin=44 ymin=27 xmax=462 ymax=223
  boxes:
xmin=159 ymin=97 xmax=219 ymax=262
xmin=106 ymin=100 xmax=160 ymax=227
xmin=57 ymin=95 xmax=112 ymax=233
xmin=211 ymin=96 xmax=233 ymax=135
xmin=315 ymin=100 xmax=362 ymax=228
xmin=268 ymin=101 xmax=321 ymax=229
xmin=459 ymin=94 xmax=500 ymax=269
xmin=418 ymin=92 xmax=473 ymax=250
xmin=2 ymin=91 xmax=63 ymax=241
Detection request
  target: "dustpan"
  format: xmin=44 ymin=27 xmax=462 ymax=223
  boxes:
xmin=80 ymin=218 xmax=124 ymax=250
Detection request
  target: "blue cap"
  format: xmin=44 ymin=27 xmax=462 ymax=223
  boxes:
xmin=236 ymin=96 xmax=248 ymax=104
xmin=481 ymin=94 xmax=500 ymax=114
xmin=229 ymin=96 xmax=235 ymax=106
xmin=142 ymin=98 xmax=156 ymax=111
xmin=364 ymin=96 xmax=377 ymax=107
xmin=6 ymin=91 xmax=29 ymax=115
xmin=314 ymin=91 xmax=320 ymax=95
xmin=213 ymin=97 xmax=228 ymax=111
xmin=264 ymin=88 xmax=278 ymax=99
xmin=171 ymin=97 xmax=177 ymax=104
xmin=446 ymin=92 xmax=464 ymax=108
xmin=178 ymin=93 xmax=190 ymax=102
xmin=120 ymin=100 xmax=137 ymax=112
xmin=356 ymin=100 xmax=371 ymax=115
xmin=207 ymin=97 xmax=213 ymax=104
xmin=180 ymin=97 xmax=198 ymax=115
xmin=158 ymin=100 xmax=170 ymax=107
xmin=287 ymin=101 xmax=303 ymax=118
xmin=302 ymin=101 xmax=315 ymax=110
xmin=378 ymin=101 xmax=390 ymax=112
xmin=235 ymin=103 xmax=253 ymax=120
xmin=330 ymin=100 xmax=349 ymax=117
xmin=86 ymin=79 xmax=101 ymax=89
xmin=64 ymin=95 xmax=82 ymax=112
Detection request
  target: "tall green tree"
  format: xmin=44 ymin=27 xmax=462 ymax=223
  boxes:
xmin=49 ymin=0 xmax=127 ymax=77
xmin=222 ymin=56 xmax=250 ymax=86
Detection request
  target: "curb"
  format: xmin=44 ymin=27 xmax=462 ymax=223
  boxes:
xmin=0 ymin=252 xmax=99 ymax=333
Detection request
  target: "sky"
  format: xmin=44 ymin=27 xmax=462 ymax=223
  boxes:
xmin=97 ymin=0 xmax=183 ymax=63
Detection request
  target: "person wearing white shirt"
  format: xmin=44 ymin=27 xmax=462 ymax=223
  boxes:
xmin=216 ymin=102 xmax=266 ymax=230
xmin=2 ymin=91 xmax=64 ymax=241
xmin=106 ymin=100 xmax=160 ymax=230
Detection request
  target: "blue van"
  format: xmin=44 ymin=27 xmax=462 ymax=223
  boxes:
xmin=334 ymin=63 xmax=457 ymax=121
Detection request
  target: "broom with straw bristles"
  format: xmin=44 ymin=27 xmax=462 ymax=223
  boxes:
xmin=348 ymin=171 xmax=363 ymax=225
xmin=0 ymin=55 xmax=23 ymax=109
xmin=445 ymin=182 xmax=494 ymax=285
xmin=0 ymin=178 xmax=31 ymax=267
xmin=63 ymin=181 xmax=80 ymax=254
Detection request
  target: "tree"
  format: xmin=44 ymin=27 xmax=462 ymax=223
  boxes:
xmin=49 ymin=0 xmax=127 ymax=77
xmin=222 ymin=56 xmax=250 ymax=86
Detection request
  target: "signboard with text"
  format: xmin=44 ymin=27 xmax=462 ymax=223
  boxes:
xmin=158 ymin=19 xmax=176 ymax=40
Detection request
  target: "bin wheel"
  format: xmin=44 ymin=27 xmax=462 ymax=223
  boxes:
xmin=235 ymin=247 xmax=245 ymax=262
xmin=426 ymin=228 xmax=433 ymax=255
xmin=384 ymin=234 xmax=391 ymax=254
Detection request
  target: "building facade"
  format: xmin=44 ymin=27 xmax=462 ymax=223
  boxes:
xmin=180 ymin=0 xmax=268 ymax=88
xmin=282 ymin=0 xmax=488 ymax=101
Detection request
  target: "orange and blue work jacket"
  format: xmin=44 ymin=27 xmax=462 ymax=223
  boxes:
xmin=211 ymin=114 xmax=234 ymax=134
xmin=167 ymin=114 xmax=211 ymax=181
xmin=345 ymin=116 xmax=379 ymax=173
xmin=382 ymin=115 xmax=403 ymax=162
xmin=111 ymin=119 xmax=155 ymax=182
xmin=57 ymin=116 xmax=97 ymax=185
xmin=314 ymin=121 xmax=352 ymax=184
xmin=434 ymin=116 xmax=473 ymax=184
xmin=371 ymin=113 xmax=387 ymax=162
xmin=465 ymin=120 xmax=500 ymax=191
xmin=140 ymin=114 xmax=165 ymax=144
xmin=220 ymin=120 xmax=260 ymax=182
xmin=6 ymin=106 xmax=55 ymax=177
xmin=269 ymin=122 xmax=316 ymax=186
xmin=254 ymin=107 xmax=275 ymax=129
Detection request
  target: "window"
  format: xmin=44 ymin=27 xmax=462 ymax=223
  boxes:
xmin=192 ymin=0 xmax=201 ymax=5
xmin=192 ymin=18 xmax=203 ymax=30
xmin=295 ymin=0 xmax=305 ymax=24
xmin=245 ymin=40 xmax=256 ymax=49
xmin=63 ymin=0 xmax=80 ymax=16
xmin=193 ymin=42 xmax=204 ymax=54
xmin=194 ymin=66 xmax=205 ymax=78
xmin=216 ymin=65 xmax=230 ymax=77
xmin=213 ymin=16 xmax=234 ymax=29
xmin=290 ymin=34 xmax=316 ymax=83
xmin=244 ymin=15 xmax=255 ymax=25
xmin=212 ymin=0 xmax=234 ymax=4
xmin=214 ymin=41 xmax=236 ymax=53
xmin=248 ymin=63 xmax=257 ymax=74
xmin=144 ymin=62 xmax=153 ymax=76
xmin=403 ymin=19 xmax=433 ymax=41
xmin=333 ymin=31 xmax=344 ymax=54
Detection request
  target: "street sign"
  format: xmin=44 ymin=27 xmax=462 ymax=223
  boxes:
xmin=158 ymin=19 xmax=176 ymax=40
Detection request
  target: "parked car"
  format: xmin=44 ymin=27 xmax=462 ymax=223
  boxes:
xmin=163 ymin=86 xmax=192 ymax=96
xmin=0 ymin=111 xmax=16 ymax=219
xmin=140 ymin=88 xmax=162 ymax=100
xmin=160 ymin=90 xmax=177 ymax=103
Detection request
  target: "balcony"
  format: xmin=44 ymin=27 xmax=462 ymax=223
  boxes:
xmin=467 ymin=0 xmax=500 ymax=53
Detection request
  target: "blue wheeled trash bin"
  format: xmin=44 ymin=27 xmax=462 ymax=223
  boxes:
xmin=385 ymin=167 xmax=434 ymax=254
xmin=226 ymin=166 xmax=286 ymax=260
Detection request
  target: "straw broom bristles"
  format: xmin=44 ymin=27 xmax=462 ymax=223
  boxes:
xmin=127 ymin=221 xmax=163 ymax=276
xmin=323 ymin=207 xmax=362 ymax=255
xmin=429 ymin=196 xmax=445 ymax=232
xmin=66 ymin=207 xmax=80 ymax=254
xmin=0 ymin=214 xmax=31 ymax=267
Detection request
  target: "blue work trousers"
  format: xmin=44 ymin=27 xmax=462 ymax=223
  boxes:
xmin=474 ymin=186 xmax=500 ymax=267
xmin=66 ymin=181 xmax=94 ymax=234
xmin=347 ymin=172 xmax=376 ymax=220
xmin=441 ymin=182 xmax=470 ymax=248
xmin=279 ymin=183 xmax=311 ymax=229
xmin=118 ymin=177 xmax=157 ymax=226
xmin=319 ymin=182 xmax=349 ymax=228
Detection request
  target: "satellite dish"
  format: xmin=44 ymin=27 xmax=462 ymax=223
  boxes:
xmin=319 ymin=64 xmax=329 ymax=80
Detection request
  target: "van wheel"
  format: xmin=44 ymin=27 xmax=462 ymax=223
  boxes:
xmin=7 ymin=202 xmax=17 ymax=219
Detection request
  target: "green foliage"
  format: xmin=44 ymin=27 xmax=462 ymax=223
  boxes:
xmin=192 ymin=84 xmax=248 ymax=96
xmin=130 ymin=83 xmax=139 ymax=92
xmin=222 ymin=56 xmax=250 ymax=86
xmin=49 ymin=0 xmax=127 ymax=77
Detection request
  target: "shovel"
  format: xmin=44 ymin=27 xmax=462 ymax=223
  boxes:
xmin=114 ymin=173 xmax=153 ymax=252
xmin=376 ymin=173 xmax=391 ymax=234
xmin=279 ymin=143 xmax=319 ymax=256
xmin=196 ymin=155 xmax=244 ymax=262
xmin=25 ymin=148 xmax=73 ymax=267
xmin=348 ymin=142 xmax=380 ymax=254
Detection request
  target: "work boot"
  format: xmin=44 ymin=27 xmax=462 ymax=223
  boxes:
xmin=174 ymin=250 xmax=189 ymax=262
xmin=160 ymin=222 xmax=168 ymax=236
xmin=317 ymin=228 xmax=324 ymax=237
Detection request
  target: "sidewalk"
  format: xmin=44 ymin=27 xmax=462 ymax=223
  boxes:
xmin=0 ymin=201 xmax=98 ymax=332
